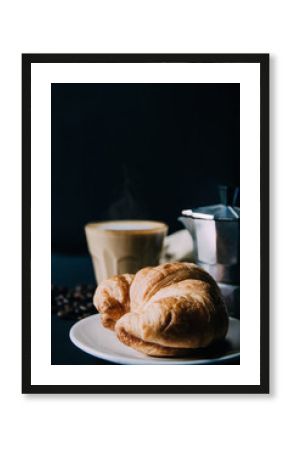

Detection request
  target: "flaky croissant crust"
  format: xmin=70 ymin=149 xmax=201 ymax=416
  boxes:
xmin=93 ymin=273 xmax=134 ymax=330
xmin=94 ymin=262 xmax=229 ymax=357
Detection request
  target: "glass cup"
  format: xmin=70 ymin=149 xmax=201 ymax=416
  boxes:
xmin=85 ymin=220 xmax=168 ymax=284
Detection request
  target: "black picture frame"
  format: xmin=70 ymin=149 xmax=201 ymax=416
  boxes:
xmin=22 ymin=53 xmax=269 ymax=394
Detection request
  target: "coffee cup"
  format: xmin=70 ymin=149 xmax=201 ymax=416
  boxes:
xmin=85 ymin=220 xmax=168 ymax=283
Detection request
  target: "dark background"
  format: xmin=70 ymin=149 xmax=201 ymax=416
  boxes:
xmin=51 ymin=83 xmax=240 ymax=365
xmin=51 ymin=83 xmax=240 ymax=286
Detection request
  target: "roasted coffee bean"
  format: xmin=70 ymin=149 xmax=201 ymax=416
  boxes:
xmin=79 ymin=304 xmax=88 ymax=312
xmin=56 ymin=309 xmax=65 ymax=318
xmin=71 ymin=300 xmax=81 ymax=308
xmin=58 ymin=286 xmax=68 ymax=295
xmin=55 ymin=296 xmax=65 ymax=307
xmin=73 ymin=292 xmax=84 ymax=301
xmin=65 ymin=304 xmax=72 ymax=311
xmin=52 ymin=283 xmax=99 ymax=319
xmin=58 ymin=311 xmax=76 ymax=320
xmin=57 ymin=305 xmax=75 ymax=320
xmin=75 ymin=284 xmax=83 ymax=293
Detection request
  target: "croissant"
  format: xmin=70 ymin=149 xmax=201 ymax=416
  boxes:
xmin=93 ymin=274 xmax=134 ymax=330
xmin=94 ymin=262 xmax=229 ymax=357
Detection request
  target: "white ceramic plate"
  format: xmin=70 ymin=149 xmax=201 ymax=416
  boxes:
xmin=70 ymin=314 xmax=240 ymax=365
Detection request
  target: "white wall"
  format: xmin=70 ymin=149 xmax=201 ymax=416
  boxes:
xmin=0 ymin=1 xmax=286 ymax=450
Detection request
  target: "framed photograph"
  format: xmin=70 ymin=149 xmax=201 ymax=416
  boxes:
xmin=22 ymin=53 xmax=269 ymax=394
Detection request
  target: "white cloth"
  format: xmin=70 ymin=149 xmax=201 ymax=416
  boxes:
xmin=160 ymin=230 xmax=194 ymax=263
